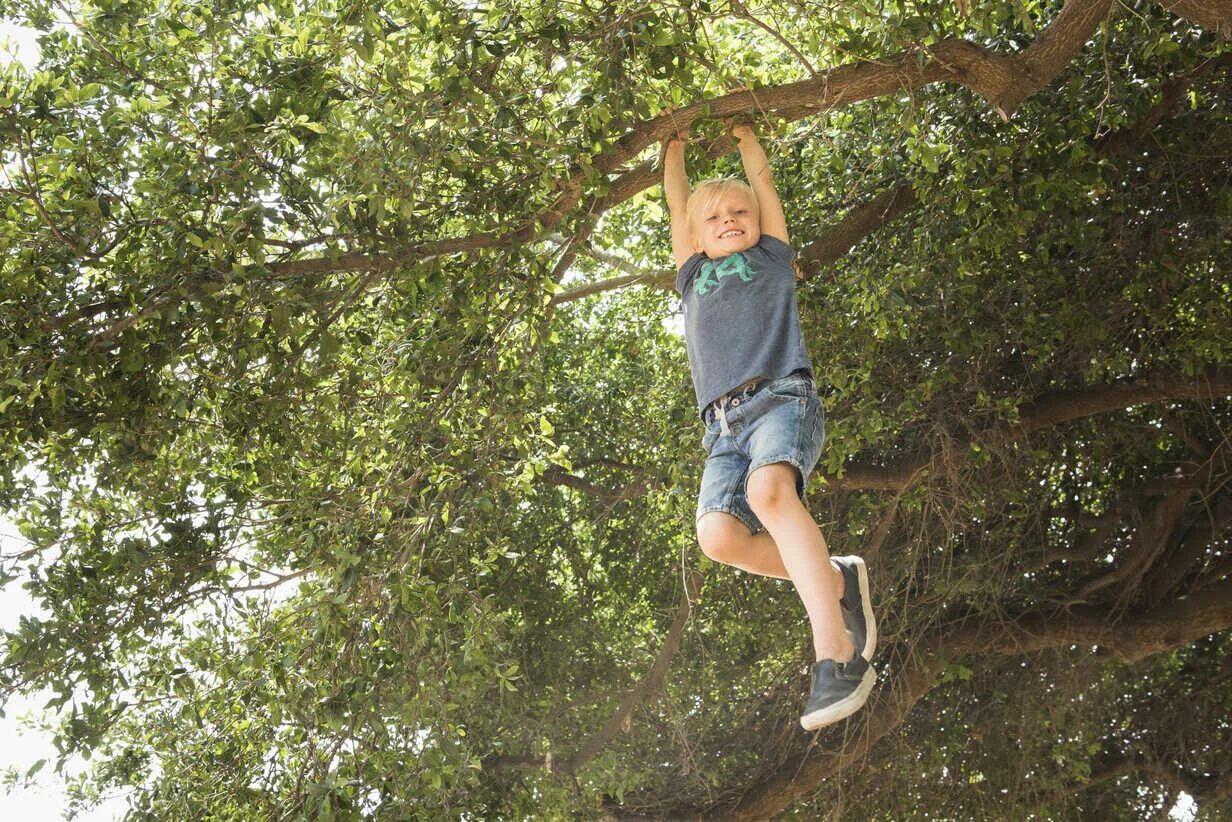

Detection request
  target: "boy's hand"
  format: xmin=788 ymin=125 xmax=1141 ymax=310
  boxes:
xmin=723 ymin=114 xmax=756 ymax=141
xmin=660 ymin=106 xmax=691 ymax=148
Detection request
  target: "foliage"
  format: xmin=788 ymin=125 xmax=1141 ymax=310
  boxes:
xmin=1 ymin=0 xmax=1230 ymax=818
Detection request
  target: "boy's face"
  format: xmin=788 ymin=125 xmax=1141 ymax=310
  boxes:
xmin=692 ymin=189 xmax=760 ymax=258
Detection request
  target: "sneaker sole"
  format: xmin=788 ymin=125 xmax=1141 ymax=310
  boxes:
xmin=799 ymin=665 xmax=876 ymax=731
xmin=848 ymin=556 xmax=878 ymax=663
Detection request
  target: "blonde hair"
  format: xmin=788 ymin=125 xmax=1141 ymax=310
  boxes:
xmin=685 ymin=177 xmax=760 ymax=239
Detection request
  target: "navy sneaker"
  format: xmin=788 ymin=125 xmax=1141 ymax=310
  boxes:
xmin=799 ymin=556 xmax=877 ymax=731
xmin=800 ymin=655 xmax=876 ymax=730
xmin=832 ymin=555 xmax=877 ymax=663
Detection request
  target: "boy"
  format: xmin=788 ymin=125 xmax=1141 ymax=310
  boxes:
xmin=663 ymin=123 xmax=877 ymax=730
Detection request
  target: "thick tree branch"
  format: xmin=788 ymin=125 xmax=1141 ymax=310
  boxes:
xmin=541 ymin=466 xmax=650 ymax=505
xmin=969 ymin=577 xmax=1232 ymax=662
xmin=827 ymin=366 xmax=1232 ymax=491
xmin=1146 ymin=492 xmax=1232 ymax=605
xmin=1046 ymin=752 xmax=1232 ymax=805
xmin=797 ymin=184 xmax=918 ymax=277
xmin=1018 ymin=369 xmax=1232 ymax=430
xmin=1068 ymin=481 xmax=1194 ymax=602
xmin=1030 ymin=474 xmax=1208 ymax=572
xmin=60 ymin=0 xmax=1222 ymax=341
xmin=1098 ymin=54 xmax=1232 ymax=156
xmin=244 ymin=0 xmax=1122 ymax=284
xmin=695 ymin=577 xmax=1232 ymax=819
xmin=1159 ymin=0 xmax=1232 ymax=38
xmin=1111 ymin=444 xmax=1231 ymax=605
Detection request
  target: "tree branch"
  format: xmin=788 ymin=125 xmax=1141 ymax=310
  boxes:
xmin=1045 ymin=752 xmax=1232 ymax=806
xmin=550 ymin=270 xmax=673 ymax=305
xmin=541 ymin=466 xmax=650 ymax=504
xmin=797 ymin=184 xmax=918 ymax=278
xmin=563 ymin=567 xmax=703 ymax=771
xmin=1097 ymin=54 xmax=1232 ymax=156
xmin=827 ymin=366 xmax=1232 ymax=491
xmin=691 ymin=578 xmax=1232 ymax=819
xmin=1159 ymin=0 xmax=1232 ymax=38
xmin=1143 ymin=490 xmax=1232 ymax=606
xmin=233 ymin=0 xmax=1123 ymax=283
xmin=58 ymin=0 xmax=1219 ymax=340
xmin=1068 ymin=481 xmax=1194 ymax=603
xmin=969 ymin=577 xmax=1232 ymax=662
xmin=728 ymin=0 xmax=817 ymax=76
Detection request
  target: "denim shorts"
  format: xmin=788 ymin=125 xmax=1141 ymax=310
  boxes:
xmin=697 ymin=371 xmax=825 ymax=534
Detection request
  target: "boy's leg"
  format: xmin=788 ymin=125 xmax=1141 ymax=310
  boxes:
xmin=745 ymin=464 xmax=876 ymax=731
xmin=696 ymin=476 xmax=877 ymax=730
xmin=702 ymin=373 xmax=876 ymax=729
xmin=697 ymin=511 xmax=844 ymax=587
xmin=745 ymin=463 xmax=852 ymax=663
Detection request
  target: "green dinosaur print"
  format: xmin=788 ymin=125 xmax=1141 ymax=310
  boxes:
xmin=694 ymin=253 xmax=756 ymax=296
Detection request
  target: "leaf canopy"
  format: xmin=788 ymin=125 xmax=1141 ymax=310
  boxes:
xmin=1 ymin=0 xmax=1231 ymax=818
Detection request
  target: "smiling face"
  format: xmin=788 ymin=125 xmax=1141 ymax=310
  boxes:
xmin=688 ymin=182 xmax=761 ymax=259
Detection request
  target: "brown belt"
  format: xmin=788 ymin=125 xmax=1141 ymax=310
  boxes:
xmin=724 ymin=376 xmax=765 ymax=397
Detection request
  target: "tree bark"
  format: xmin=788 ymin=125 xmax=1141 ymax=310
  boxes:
xmin=828 ymin=366 xmax=1232 ymax=491
xmin=1160 ymin=0 xmax=1232 ymax=38
xmin=256 ymin=0 xmax=1121 ymax=282
xmin=696 ymin=577 xmax=1232 ymax=819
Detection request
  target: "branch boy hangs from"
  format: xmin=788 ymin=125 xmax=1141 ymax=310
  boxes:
xmin=663 ymin=121 xmax=877 ymax=730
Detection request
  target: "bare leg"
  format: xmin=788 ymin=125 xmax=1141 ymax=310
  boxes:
xmin=745 ymin=463 xmax=850 ymax=663
xmin=697 ymin=513 xmax=791 ymax=578
xmin=697 ymin=513 xmax=846 ymax=594
xmin=697 ymin=471 xmax=850 ymax=663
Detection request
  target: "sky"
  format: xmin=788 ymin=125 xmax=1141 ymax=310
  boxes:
xmin=1 ymin=19 xmax=39 ymax=69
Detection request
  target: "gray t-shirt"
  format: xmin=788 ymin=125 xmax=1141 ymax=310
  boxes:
xmin=676 ymin=235 xmax=813 ymax=415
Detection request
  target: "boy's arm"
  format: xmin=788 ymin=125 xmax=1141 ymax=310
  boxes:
xmin=663 ymin=134 xmax=694 ymax=270
xmin=732 ymin=124 xmax=790 ymax=246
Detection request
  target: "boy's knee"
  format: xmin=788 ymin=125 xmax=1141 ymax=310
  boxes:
xmin=697 ymin=513 xmax=749 ymax=565
xmin=746 ymin=464 xmax=800 ymax=518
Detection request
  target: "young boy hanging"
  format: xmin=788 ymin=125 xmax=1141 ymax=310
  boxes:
xmin=663 ymin=121 xmax=877 ymax=730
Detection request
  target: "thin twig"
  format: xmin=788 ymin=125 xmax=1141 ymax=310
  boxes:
xmin=729 ymin=0 xmax=818 ymax=76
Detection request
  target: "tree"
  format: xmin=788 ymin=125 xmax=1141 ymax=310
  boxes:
xmin=1 ymin=0 xmax=1230 ymax=817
